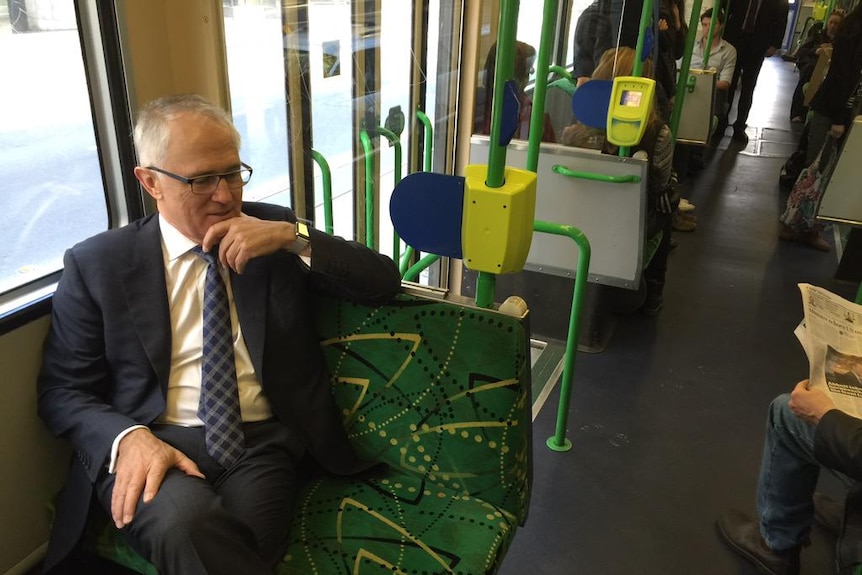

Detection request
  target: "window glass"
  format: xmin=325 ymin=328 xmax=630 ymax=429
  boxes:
xmin=0 ymin=5 xmax=108 ymax=296
xmin=223 ymin=1 xmax=291 ymax=206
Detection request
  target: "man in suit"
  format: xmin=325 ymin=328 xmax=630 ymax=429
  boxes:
xmin=717 ymin=0 xmax=789 ymax=145
xmin=718 ymin=380 xmax=862 ymax=575
xmin=37 ymin=94 xmax=401 ymax=574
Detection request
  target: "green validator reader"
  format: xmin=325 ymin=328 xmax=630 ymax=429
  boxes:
xmin=606 ymin=76 xmax=656 ymax=147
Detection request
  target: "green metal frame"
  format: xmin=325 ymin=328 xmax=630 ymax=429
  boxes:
xmin=359 ymin=127 xmax=403 ymax=260
xmin=310 ymin=149 xmax=334 ymax=235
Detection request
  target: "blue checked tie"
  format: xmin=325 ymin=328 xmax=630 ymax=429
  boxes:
xmin=192 ymin=246 xmax=245 ymax=467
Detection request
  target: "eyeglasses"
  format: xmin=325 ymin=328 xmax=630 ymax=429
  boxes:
xmin=146 ymin=162 xmax=253 ymax=195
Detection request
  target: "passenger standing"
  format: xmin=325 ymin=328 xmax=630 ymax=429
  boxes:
xmin=804 ymin=4 xmax=862 ymax=165
xmin=788 ymin=10 xmax=845 ymax=122
xmin=571 ymin=0 xmax=642 ymax=85
xmin=719 ymin=0 xmax=789 ymax=145
xmin=777 ymin=5 xmax=862 ymax=252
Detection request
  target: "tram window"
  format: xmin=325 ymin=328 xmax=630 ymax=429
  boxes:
xmin=0 ymin=6 xmax=109 ymax=298
xmin=223 ymin=0 xmax=292 ymax=207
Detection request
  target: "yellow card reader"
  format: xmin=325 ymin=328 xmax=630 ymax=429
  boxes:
xmin=606 ymin=76 xmax=655 ymax=147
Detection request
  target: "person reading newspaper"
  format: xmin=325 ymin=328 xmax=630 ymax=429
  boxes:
xmin=718 ymin=284 xmax=862 ymax=575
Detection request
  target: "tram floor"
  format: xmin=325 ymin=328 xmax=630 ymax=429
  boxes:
xmin=504 ymin=57 xmax=858 ymax=575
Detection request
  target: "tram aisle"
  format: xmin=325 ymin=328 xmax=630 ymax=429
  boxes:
xmin=500 ymin=57 xmax=857 ymax=575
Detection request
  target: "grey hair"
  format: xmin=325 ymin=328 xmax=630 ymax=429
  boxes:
xmin=133 ymin=94 xmax=241 ymax=167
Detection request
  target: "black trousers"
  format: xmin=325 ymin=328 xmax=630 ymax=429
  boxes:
xmin=94 ymin=420 xmax=305 ymax=575
xmin=725 ymin=41 xmax=768 ymax=131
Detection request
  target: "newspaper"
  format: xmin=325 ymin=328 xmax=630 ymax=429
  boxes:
xmin=796 ymin=283 xmax=862 ymax=418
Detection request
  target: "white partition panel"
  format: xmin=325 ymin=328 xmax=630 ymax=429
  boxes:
xmin=818 ymin=116 xmax=862 ymax=226
xmin=468 ymin=136 xmax=648 ymax=289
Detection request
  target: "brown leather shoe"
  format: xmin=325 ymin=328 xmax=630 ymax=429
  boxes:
xmin=717 ymin=509 xmax=801 ymax=575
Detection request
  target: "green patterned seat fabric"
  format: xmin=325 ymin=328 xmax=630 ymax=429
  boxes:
xmin=84 ymin=291 xmax=532 ymax=575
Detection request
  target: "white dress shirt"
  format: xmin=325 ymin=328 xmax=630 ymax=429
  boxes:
xmin=109 ymin=215 xmax=273 ymax=472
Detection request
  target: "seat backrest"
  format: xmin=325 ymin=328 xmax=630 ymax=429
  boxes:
xmin=314 ymin=289 xmax=532 ymax=523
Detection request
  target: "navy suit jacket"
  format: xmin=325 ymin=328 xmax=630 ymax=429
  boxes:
xmin=37 ymin=202 xmax=401 ymax=570
xmin=724 ymin=0 xmax=789 ymax=52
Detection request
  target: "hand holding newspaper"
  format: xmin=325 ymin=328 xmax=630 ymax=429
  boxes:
xmin=796 ymin=283 xmax=862 ymax=418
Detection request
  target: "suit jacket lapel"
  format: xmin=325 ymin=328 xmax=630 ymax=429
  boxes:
xmin=232 ymin=261 xmax=267 ymax=382
xmin=121 ymin=216 xmax=172 ymax=391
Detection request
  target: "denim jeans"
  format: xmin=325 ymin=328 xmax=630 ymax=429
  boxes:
xmin=757 ymin=393 xmax=823 ymax=551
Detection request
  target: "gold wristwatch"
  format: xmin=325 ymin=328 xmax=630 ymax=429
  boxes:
xmin=288 ymin=221 xmax=310 ymax=255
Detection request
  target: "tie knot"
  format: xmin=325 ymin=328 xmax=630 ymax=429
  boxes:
xmin=192 ymin=245 xmax=218 ymax=267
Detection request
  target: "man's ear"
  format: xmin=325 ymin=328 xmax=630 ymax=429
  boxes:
xmin=134 ymin=166 xmax=162 ymax=201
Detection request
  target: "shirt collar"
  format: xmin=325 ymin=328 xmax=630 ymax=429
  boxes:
xmin=158 ymin=214 xmax=198 ymax=262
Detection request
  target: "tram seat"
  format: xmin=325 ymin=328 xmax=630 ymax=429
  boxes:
xmin=82 ymin=287 xmax=532 ymax=575
xmin=544 ymin=77 xmax=577 ymax=142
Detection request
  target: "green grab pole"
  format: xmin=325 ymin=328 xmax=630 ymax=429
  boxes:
xmin=632 ymin=0 xmax=653 ymax=79
xmin=359 ymin=129 xmax=375 ymax=249
xmin=475 ymin=0 xmax=520 ymax=309
xmin=475 ymin=272 xmax=496 ymax=309
xmin=826 ymin=0 xmax=837 ymax=21
xmin=526 ymin=0 xmax=558 ymax=173
xmin=552 ymin=164 xmax=641 ymax=183
xmin=310 ymin=149 xmax=334 ymax=235
xmin=403 ymin=253 xmax=440 ymax=282
xmin=399 ymin=245 xmax=415 ymax=277
xmin=532 ymin=220 xmax=591 ymax=452
xmin=670 ymin=0 xmax=703 ymax=140
xmin=620 ymin=0 xmax=654 ymax=158
xmin=416 ymin=109 xmax=433 ymax=172
xmin=856 ymin=281 xmax=862 ymax=305
xmin=548 ymin=65 xmax=573 ymax=82
xmin=485 ymin=0 xmax=519 ymax=189
xmin=373 ymin=126 xmax=403 ymax=262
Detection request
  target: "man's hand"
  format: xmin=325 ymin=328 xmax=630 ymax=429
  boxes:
xmin=766 ymin=46 xmax=778 ymax=57
xmin=829 ymin=124 xmax=846 ymax=139
xmin=111 ymin=428 xmax=204 ymax=529
xmin=202 ymin=215 xmax=303 ymax=273
xmin=789 ymin=379 xmax=836 ymax=424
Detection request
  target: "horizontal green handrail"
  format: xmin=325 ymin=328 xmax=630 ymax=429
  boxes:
xmin=548 ymin=65 xmax=573 ymax=83
xmin=533 ymin=219 xmax=591 ymax=452
xmin=552 ymin=164 xmax=642 ymax=183
xmin=310 ymin=149 xmax=333 ymax=235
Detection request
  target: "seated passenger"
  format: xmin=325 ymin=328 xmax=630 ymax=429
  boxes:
xmin=679 ymin=8 xmax=738 ymax=175
xmin=476 ymin=40 xmax=556 ymax=143
xmin=718 ymin=380 xmax=862 ymax=575
xmin=561 ymin=48 xmax=678 ymax=315
xmin=36 ymin=94 xmax=401 ymax=574
xmin=789 ymin=10 xmax=845 ymax=122
xmin=692 ymin=8 xmax=737 ymax=128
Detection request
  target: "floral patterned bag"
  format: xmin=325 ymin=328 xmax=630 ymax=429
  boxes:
xmin=780 ymin=138 xmax=839 ymax=233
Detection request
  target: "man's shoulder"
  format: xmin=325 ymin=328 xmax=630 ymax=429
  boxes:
xmin=68 ymin=213 xmax=158 ymax=258
xmin=241 ymin=201 xmax=295 ymax=223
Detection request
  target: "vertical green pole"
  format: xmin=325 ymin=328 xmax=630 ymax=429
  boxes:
xmin=621 ymin=0 xmax=654 ymax=157
xmin=359 ymin=129 xmax=375 ymax=249
xmin=702 ymin=2 xmax=717 ymax=68
xmin=485 ymin=0 xmax=519 ymax=189
xmin=374 ymin=126 xmax=403 ymax=262
xmin=476 ymin=0 xmax=520 ymax=309
xmin=416 ymin=109 xmax=433 ymax=172
xmin=670 ymin=0 xmax=704 ymax=140
xmin=526 ymin=0 xmax=558 ymax=173
xmin=310 ymin=150 xmax=333 ymax=235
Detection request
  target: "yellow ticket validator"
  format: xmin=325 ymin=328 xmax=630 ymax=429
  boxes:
xmin=606 ymin=76 xmax=656 ymax=147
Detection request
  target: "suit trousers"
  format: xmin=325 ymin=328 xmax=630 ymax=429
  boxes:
xmin=727 ymin=41 xmax=768 ymax=131
xmin=94 ymin=419 xmax=305 ymax=575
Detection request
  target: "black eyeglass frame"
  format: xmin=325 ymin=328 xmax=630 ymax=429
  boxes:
xmin=146 ymin=162 xmax=253 ymax=195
